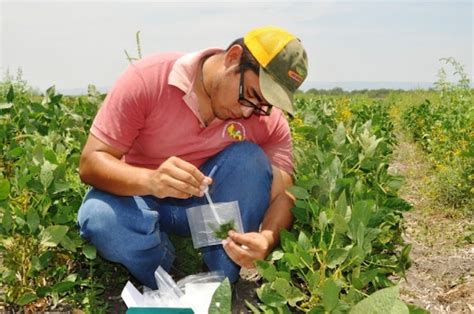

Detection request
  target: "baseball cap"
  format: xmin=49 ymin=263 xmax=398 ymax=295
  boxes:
xmin=244 ymin=26 xmax=308 ymax=115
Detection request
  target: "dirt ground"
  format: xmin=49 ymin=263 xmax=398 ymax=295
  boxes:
xmin=390 ymin=135 xmax=474 ymax=313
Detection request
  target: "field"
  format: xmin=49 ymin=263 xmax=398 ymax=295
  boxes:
xmin=0 ymin=60 xmax=472 ymax=313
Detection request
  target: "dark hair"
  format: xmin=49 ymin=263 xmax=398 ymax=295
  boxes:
xmin=226 ymin=38 xmax=260 ymax=74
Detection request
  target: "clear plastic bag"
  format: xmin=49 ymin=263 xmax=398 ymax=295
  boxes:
xmin=186 ymin=201 xmax=243 ymax=248
xmin=141 ymin=266 xmax=226 ymax=310
xmin=176 ymin=270 xmax=225 ymax=291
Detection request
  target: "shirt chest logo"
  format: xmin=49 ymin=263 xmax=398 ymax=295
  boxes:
xmin=222 ymin=122 xmax=246 ymax=141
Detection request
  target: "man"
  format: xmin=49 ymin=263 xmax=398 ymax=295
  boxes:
xmin=78 ymin=25 xmax=308 ymax=289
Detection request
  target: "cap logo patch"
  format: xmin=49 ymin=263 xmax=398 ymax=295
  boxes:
xmin=288 ymin=70 xmax=303 ymax=83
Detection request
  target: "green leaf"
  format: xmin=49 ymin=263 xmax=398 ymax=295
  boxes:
xmin=256 ymin=260 xmax=277 ymax=282
xmin=268 ymin=250 xmax=284 ymax=261
xmin=322 ymin=279 xmax=341 ymax=311
xmin=350 ymin=285 xmax=407 ymax=314
xmin=384 ymin=197 xmax=412 ymax=211
xmin=280 ymin=229 xmax=297 ymax=253
xmin=39 ymin=251 xmax=54 ymax=269
xmin=83 ymin=244 xmax=97 ymax=259
xmin=2 ymin=206 xmax=12 ymax=232
xmin=40 ymin=225 xmax=69 ymax=247
xmin=283 ymin=252 xmax=300 ymax=268
xmin=245 ymin=300 xmax=262 ymax=314
xmin=52 ymin=281 xmax=76 ymax=294
xmin=7 ymin=146 xmax=24 ymax=158
xmin=27 ymin=208 xmax=40 ymax=233
xmin=60 ymin=235 xmax=77 ymax=252
xmin=386 ymin=177 xmax=404 ymax=191
xmin=40 ymin=161 xmax=56 ymax=189
xmin=31 ymin=256 xmax=42 ymax=271
xmin=44 ymin=149 xmax=58 ymax=164
xmin=333 ymin=214 xmax=348 ymax=233
xmin=271 ymin=278 xmax=306 ymax=306
xmin=208 ymin=278 xmax=231 ymax=314
xmin=0 ymin=178 xmax=11 ymax=200
xmin=6 ymin=85 xmax=15 ymax=102
xmin=16 ymin=292 xmax=38 ymax=306
xmin=319 ymin=211 xmax=328 ymax=231
xmin=36 ymin=286 xmax=52 ymax=298
xmin=51 ymin=181 xmax=71 ymax=194
xmin=0 ymin=102 xmax=13 ymax=110
xmin=291 ymin=206 xmax=308 ymax=223
xmin=335 ymin=191 xmax=348 ymax=218
xmin=288 ymin=186 xmax=310 ymax=200
xmin=407 ymin=304 xmax=430 ymax=314
xmin=257 ymin=283 xmax=287 ymax=307
xmin=334 ymin=122 xmax=346 ymax=146
xmin=326 ymin=248 xmax=349 ymax=269
xmin=297 ymin=231 xmax=311 ymax=251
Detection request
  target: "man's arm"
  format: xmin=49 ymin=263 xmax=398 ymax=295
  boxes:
xmin=79 ymin=134 xmax=210 ymax=198
xmin=222 ymin=165 xmax=295 ymax=268
xmin=260 ymin=165 xmax=295 ymax=250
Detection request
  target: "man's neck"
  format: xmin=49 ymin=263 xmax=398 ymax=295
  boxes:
xmin=195 ymin=55 xmax=216 ymax=126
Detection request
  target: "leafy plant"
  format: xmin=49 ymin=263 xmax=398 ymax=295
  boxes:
xmin=248 ymin=96 xmax=413 ymax=312
xmin=0 ymin=81 xmax=107 ymax=311
xmin=401 ymin=58 xmax=473 ymax=210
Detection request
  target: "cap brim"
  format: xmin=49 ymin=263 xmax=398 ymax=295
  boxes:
xmin=259 ymin=67 xmax=295 ymax=116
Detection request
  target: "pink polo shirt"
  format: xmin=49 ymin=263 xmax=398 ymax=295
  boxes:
xmin=91 ymin=48 xmax=294 ymax=174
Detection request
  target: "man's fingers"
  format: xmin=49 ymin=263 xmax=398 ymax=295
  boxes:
xmin=170 ymin=157 xmax=211 ymax=185
xmin=223 ymin=239 xmax=255 ymax=269
xmin=228 ymin=232 xmax=259 ymax=249
xmin=164 ymin=186 xmax=193 ymax=199
xmin=161 ymin=175 xmax=203 ymax=197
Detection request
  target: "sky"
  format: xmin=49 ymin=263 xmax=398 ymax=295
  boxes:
xmin=1 ymin=0 xmax=472 ymax=92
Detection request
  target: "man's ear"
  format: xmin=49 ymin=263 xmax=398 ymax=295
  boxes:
xmin=223 ymin=44 xmax=243 ymax=68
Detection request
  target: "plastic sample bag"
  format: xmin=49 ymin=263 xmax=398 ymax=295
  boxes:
xmin=186 ymin=201 xmax=244 ymax=249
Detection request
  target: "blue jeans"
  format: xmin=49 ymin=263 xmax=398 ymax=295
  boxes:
xmin=77 ymin=141 xmax=273 ymax=289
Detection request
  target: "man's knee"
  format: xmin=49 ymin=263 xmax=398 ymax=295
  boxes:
xmin=223 ymin=141 xmax=272 ymax=175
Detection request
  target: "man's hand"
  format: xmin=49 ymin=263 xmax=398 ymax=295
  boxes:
xmin=222 ymin=230 xmax=272 ymax=269
xmin=149 ymin=156 xmax=212 ymax=199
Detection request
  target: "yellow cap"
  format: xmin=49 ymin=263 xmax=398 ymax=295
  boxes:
xmin=244 ymin=26 xmax=308 ymax=115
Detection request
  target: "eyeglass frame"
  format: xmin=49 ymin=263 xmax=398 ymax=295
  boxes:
xmin=238 ymin=64 xmax=273 ymax=116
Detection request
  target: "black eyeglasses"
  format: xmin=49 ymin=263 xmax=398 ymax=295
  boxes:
xmin=238 ymin=65 xmax=272 ymax=116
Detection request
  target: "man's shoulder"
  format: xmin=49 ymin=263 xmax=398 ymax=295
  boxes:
xmin=131 ymin=51 xmax=185 ymax=71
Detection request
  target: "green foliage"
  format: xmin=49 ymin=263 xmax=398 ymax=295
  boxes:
xmin=211 ymin=220 xmax=236 ymax=240
xmin=209 ymin=278 xmax=231 ymax=313
xmin=250 ymin=96 xmax=412 ymax=312
xmin=0 ymin=81 xmax=105 ymax=310
xmin=401 ymin=58 xmax=473 ymax=210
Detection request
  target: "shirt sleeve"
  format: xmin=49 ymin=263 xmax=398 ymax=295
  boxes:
xmin=260 ymin=111 xmax=294 ymax=175
xmin=91 ymin=65 xmax=150 ymax=153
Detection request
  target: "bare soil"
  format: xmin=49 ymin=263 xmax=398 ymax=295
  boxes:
xmin=389 ymin=134 xmax=474 ymax=313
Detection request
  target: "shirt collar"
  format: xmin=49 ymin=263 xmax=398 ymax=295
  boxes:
xmin=168 ymin=47 xmax=223 ymax=94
